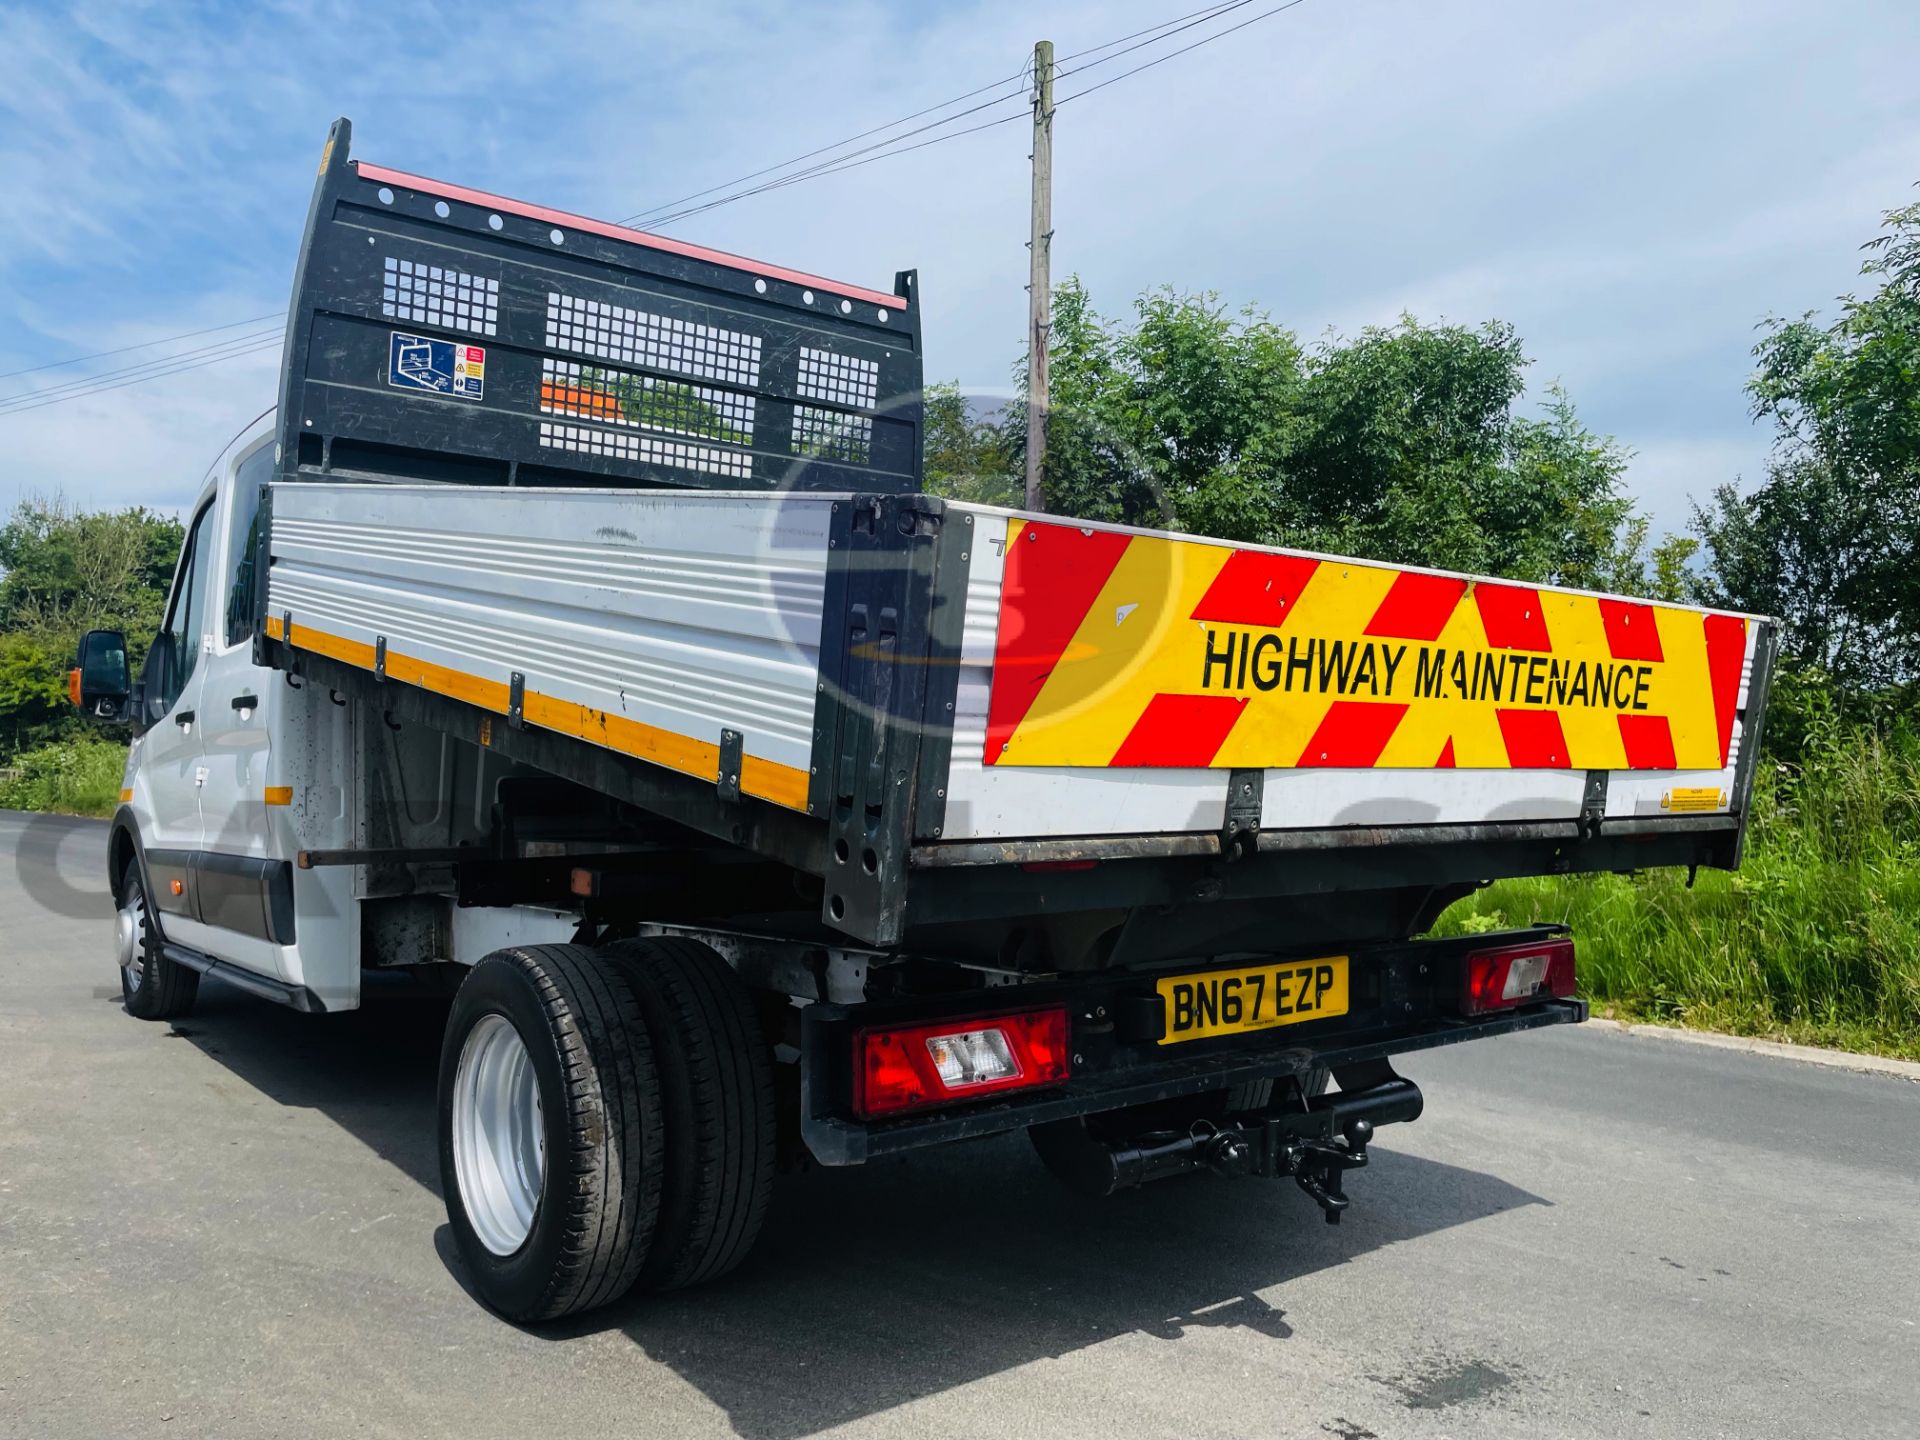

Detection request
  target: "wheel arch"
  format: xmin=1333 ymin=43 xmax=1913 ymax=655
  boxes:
xmin=108 ymin=807 xmax=144 ymax=907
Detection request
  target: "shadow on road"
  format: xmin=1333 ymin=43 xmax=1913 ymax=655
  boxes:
xmin=583 ymin=1144 xmax=1540 ymax=1440
xmin=9 ymin=810 xmax=116 ymax=921
xmin=166 ymin=975 xmax=1548 ymax=1440
xmin=22 ymin=814 xmax=1545 ymax=1439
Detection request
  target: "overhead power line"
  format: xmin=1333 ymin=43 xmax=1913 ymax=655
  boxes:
xmin=0 ymin=331 xmax=284 ymax=418
xmin=1057 ymin=0 xmax=1311 ymax=106
xmin=619 ymin=62 xmax=1032 ymax=227
xmin=0 ymin=337 xmax=284 ymax=418
xmin=622 ymin=1 xmax=1270 ymax=231
xmin=0 ymin=311 xmax=281 ymax=386
xmin=0 ymin=325 xmax=284 ymax=412
xmin=0 ymin=0 xmax=1318 ymax=419
xmin=639 ymin=108 xmax=1030 ymax=230
xmin=639 ymin=0 xmax=1314 ymax=231
xmin=1055 ymin=0 xmax=1254 ymax=75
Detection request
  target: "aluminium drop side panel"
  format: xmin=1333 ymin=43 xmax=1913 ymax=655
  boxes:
xmin=940 ymin=502 xmax=1770 ymax=845
xmin=265 ymin=482 xmax=833 ymax=811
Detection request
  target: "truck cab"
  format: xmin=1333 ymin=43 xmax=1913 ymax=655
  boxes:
xmin=82 ymin=414 xmax=358 ymax=1017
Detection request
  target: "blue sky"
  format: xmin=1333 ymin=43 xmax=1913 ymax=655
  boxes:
xmin=2 ymin=0 xmax=1917 ymax=540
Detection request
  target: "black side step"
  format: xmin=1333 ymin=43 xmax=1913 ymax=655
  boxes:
xmin=163 ymin=945 xmax=327 ymax=1013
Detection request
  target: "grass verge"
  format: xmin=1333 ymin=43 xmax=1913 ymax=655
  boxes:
xmin=1432 ymin=730 xmax=1920 ymax=1062
xmin=0 ymin=736 xmax=128 ymax=819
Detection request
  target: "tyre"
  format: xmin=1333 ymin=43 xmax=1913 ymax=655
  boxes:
xmin=117 ymin=860 xmax=198 ymax=1020
xmin=438 ymin=945 xmax=664 ymax=1322
xmin=605 ymin=937 xmax=776 ymax=1292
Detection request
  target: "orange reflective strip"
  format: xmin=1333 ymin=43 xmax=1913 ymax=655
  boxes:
xmin=264 ymin=786 xmax=294 ymax=806
xmin=277 ymin=621 xmax=812 ymax=811
xmin=741 ymin=754 xmax=810 ymax=810
xmin=521 ymin=690 xmax=717 ymax=783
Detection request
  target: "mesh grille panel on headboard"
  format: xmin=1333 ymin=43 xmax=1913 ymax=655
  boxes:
xmin=276 ymin=119 xmax=922 ymax=494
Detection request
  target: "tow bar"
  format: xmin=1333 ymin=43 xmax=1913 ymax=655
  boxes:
xmin=1030 ymin=1073 xmax=1424 ymax=1224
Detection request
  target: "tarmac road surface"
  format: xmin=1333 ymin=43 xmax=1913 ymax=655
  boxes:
xmin=2 ymin=810 xmax=1915 ymax=1439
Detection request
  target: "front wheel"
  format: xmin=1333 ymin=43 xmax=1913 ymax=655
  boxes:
xmin=437 ymin=945 xmax=664 ymax=1322
xmin=117 ymin=861 xmax=197 ymax=1020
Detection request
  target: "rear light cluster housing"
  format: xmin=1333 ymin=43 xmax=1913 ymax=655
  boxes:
xmin=1460 ymin=937 xmax=1577 ymax=1015
xmin=854 ymin=1007 xmax=1071 ymax=1119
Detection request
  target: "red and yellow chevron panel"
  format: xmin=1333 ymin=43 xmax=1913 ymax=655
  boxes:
xmin=984 ymin=520 xmax=1750 ymax=772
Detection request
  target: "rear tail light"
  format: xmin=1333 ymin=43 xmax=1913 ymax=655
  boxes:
xmin=1461 ymin=937 xmax=1576 ymax=1015
xmin=854 ymin=1007 xmax=1071 ymax=1119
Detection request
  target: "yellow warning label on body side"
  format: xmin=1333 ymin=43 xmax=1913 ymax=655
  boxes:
xmin=1662 ymin=787 xmax=1729 ymax=812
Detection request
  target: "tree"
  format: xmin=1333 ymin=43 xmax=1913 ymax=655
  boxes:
xmin=0 ymin=634 xmax=64 ymax=755
xmin=0 ymin=495 xmax=183 ymax=757
xmin=921 ymin=381 xmax=1019 ymax=507
xmin=1695 ymin=194 xmax=1920 ymax=686
xmin=972 ymin=278 xmax=1645 ymax=586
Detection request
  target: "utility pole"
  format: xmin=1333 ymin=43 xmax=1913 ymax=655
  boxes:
xmin=1024 ymin=39 xmax=1054 ymax=512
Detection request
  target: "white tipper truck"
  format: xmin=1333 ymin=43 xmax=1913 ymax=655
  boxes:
xmin=68 ymin=120 xmax=1776 ymax=1321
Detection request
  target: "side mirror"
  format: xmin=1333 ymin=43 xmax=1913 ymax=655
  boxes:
xmin=71 ymin=629 xmax=131 ymax=722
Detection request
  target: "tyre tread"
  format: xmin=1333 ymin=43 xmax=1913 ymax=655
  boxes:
xmin=610 ymin=938 xmax=775 ymax=1292
xmin=447 ymin=945 xmax=664 ymax=1322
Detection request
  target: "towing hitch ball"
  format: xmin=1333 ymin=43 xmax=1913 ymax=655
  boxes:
xmin=1283 ymin=1118 xmax=1374 ymax=1226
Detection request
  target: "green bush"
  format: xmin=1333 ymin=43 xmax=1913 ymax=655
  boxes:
xmin=1432 ymin=727 xmax=1920 ymax=1059
xmin=0 ymin=736 xmax=129 ymax=818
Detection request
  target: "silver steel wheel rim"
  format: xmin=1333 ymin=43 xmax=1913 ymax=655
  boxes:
xmin=118 ymin=885 xmax=146 ymax=993
xmin=451 ymin=1012 xmax=546 ymax=1256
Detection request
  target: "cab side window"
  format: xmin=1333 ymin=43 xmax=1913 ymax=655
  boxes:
xmin=225 ymin=445 xmax=273 ymax=645
xmin=154 ymin=502 xmax=214 ymax=714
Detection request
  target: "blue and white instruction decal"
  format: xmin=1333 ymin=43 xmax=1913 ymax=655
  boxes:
xmin=387 ymin=332 xmax=485 ymax=399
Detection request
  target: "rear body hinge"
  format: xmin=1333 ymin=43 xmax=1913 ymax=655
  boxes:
xmin=717 ymin=728 xmax=743 ymax=803
xmin=1580 ymin=769 xmax=1609 ymax=840
xmin=1222 ymin=768 xmax=1263 ymax=861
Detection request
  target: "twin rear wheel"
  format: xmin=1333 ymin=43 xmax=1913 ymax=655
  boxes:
xmin=436 ymin=938 xmax=776 ymax=1323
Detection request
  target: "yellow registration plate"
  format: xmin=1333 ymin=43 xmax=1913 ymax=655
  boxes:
xmin=1157 ymin=956 xmax=1350 ymax=1045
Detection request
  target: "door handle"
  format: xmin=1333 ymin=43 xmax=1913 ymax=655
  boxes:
xmin=175 ymin=710 xmax=196 ymax=727
xmin=231 ymin=694 xmax=259 ymax=711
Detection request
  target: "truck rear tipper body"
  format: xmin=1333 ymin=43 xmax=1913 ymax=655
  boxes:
xmin=89 ymin=120 xmax=1776 ymax=1320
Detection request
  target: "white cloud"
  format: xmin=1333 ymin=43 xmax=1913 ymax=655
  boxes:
xmin=1 ymin=0 xmax=1916 ymax=546
xmin=1620 ymin=432 xmax=1773 ymax=539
